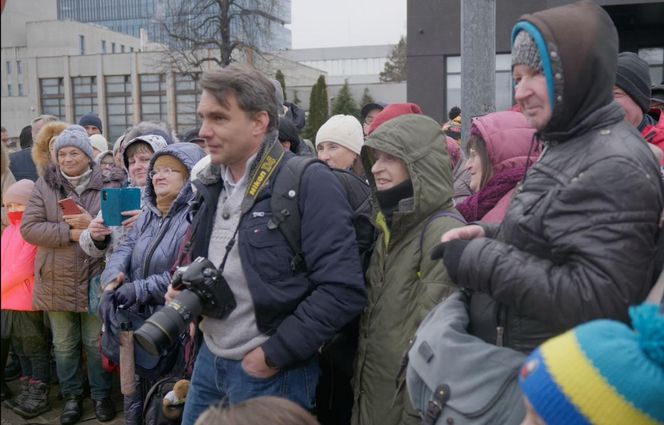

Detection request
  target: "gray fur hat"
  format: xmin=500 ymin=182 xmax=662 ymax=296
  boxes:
xmin=54 ymin=125 xmax=94 ymax=161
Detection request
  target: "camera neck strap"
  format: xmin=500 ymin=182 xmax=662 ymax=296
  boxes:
xmin=217 ymin=139 xmax=286 ymax=273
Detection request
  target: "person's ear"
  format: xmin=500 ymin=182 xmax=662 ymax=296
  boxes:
xmin=251 ymin=111 xmax=270 ymax=136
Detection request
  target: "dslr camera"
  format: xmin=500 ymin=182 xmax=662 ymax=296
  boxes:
xmin=134 ymin=257 xmax=236 ymax=356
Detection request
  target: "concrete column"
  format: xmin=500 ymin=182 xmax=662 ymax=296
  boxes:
xmin=460 ymin=0 xmax=496 ymax=147
xmin=63 ymin=55 xmax=73 ymax=124
xmin=131 ymin=52 xmax=140 ymax=124
xmin=96 ymin=55 xmax=106 ymax=135
xmin=166 ymin=71 xmax=176 ymax=132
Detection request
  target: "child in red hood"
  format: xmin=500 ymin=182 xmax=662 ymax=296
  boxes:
xmin=1 ymin=179 xmax=51 ymax=419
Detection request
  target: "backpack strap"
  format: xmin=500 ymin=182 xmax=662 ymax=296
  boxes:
xmin=270 ymin=155 xmax=322 ymax=273
xmin=419 ymin=210 xmax=467 ymax=254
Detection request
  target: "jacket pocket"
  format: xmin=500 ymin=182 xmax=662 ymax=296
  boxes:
xmin=244 ymin=214 xmax=293 ymax=281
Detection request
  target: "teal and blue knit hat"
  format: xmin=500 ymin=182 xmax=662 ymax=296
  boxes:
xmin=519 ymin=304 xmax=664 ymax=425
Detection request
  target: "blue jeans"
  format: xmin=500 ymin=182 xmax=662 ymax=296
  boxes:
xmin=182 ymin=342 xmax=319 ymax=425
xmin=48 ymin=311 xmax=112 ymax=399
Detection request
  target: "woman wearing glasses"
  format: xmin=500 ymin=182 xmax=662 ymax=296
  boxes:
xmin=99 ymin=142 xmax=205 ymax=425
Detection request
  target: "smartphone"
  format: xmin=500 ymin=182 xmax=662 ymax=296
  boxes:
xmin=101 ymin=188 xmax=141 ymax=226
xmin=58 ymin=197 xmax=80 ymax=215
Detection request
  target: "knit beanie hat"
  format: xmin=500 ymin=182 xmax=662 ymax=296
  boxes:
xmin=316 ymin=115 xmax=364 ymax=155
xmin=270 ymin=78 xmax=285 ymax=114
xmin=367 ymin=103 xmax=423 ymax=135
xmin=89 ymin=134 xmax=108 ymax=153
xmin=153 ymin=154 xmax=189 ymax=182
xmin=4 ymin=179 xmax=35 ymax=206
xmin=54 ymin=125 xmax=95 ymax=161
xmin=615 ymin=52 xmax=652 ymax=114
xmin=519 ymin=304 xmax=664 ymax=425
xmin=512 ymin=30 xmax=543 ymax=74
xmin=78 ymin=113 xmax=103 ymax=133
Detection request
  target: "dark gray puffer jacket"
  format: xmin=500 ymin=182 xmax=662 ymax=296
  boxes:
xmin=457 ymin=1 xmax=664 ymax=353
xmin=100 ymin=143 xmax=205 ymax=307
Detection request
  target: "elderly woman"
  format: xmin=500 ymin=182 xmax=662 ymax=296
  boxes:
xmin=455 ymin=110 xmax=537 ymax=223
xmin=435 ymin=1 xmax=663 ymax=353
xmin=99 ymin=142 xmax=205 ymax=425
xmin=21 ymin=125 xmax=123 ymax=425
xmin=316 ymin=114 xmax=365 ymax=177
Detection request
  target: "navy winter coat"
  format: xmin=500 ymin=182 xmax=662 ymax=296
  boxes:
xmin=101 ymin=143 xmax=206 ymax=307
xmin=185 ymin=143 xmax=367 ymax=369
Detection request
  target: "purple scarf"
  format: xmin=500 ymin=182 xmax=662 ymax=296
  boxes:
xmin=456 ymin=166 xmax=528 ymax=222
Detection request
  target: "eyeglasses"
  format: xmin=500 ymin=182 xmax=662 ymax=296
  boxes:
xmin=148 ymin=168 xmax=181 ymax=179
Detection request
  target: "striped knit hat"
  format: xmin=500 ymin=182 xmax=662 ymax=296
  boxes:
xmin=519 ymin=304 xmax=664 ymax=425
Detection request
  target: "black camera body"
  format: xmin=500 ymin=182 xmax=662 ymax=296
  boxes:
xmin=134 ymin=257 xmax=236 ymax=356
xmin=171 ymin=257 xmax=236 ymax=319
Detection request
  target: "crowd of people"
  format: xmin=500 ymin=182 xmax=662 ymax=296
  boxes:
xmin=1 ymin=2 xmax=664 ymax=425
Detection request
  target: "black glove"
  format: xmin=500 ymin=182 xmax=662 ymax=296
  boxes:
xmin=115 ymin=282 xmax=137 ymax=308
xmin=430 ymin=239 xmax=470 ymax=283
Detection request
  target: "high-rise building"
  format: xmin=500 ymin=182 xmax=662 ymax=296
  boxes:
xmin=57 ymin=0 xmax=292 ymax=51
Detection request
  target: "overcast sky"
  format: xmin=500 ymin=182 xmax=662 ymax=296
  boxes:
xmin=288 ymin=0 xmax=407 ymax=49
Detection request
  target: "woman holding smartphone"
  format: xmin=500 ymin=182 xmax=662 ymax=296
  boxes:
xmin=20 ymin=125 xmax=123 ymax=425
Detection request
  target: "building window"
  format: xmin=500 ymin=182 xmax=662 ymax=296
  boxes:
xmin=6 ymin=61 xmax=11 ymax=74
xmin=102 ymin=40 xmax=107 ymax=53
xmin=79 ymin=35 xmax=85 ymax=55
xmin=140 ymin=74 xmax=167 ymax=123
xmin=130 ymin=47 xmax=134 ymax=52
xmin=18 ymin=83 xmax=24 ymax=96
xmin=7 ymin=84 xmax=12 ymax=97
xmin=639 ymin=47 xmax=664 ymax=86
xmin=112 ymin=42 xmax=116 ymax=53
xmin=40 ymin=78 xmax=65 ymax=119
xmin=17 ymin=61 xmax=23 ymax=74
xmin=106 ymin=75 xmax=133 ymax=142
xmin=72 ymin=76 xmax=98 ymax=123
xmin=445 ymin=53 xmax=513 ymax=113
xmin=121 ymin=45 xmax=125 ymax=53
xmin=175 ymin=73 xmax=201 ymax=135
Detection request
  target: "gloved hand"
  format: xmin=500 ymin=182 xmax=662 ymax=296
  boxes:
xmin=115 ymin=282 xmax=138 ymax=308
xmin=430 ymin=239 xmax=470 ymax=283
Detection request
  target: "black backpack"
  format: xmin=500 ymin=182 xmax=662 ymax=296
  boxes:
xmin=270 ymin=156 xmax=375 ymax=273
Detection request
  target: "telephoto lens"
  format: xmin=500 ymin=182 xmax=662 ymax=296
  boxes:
xmin=134 ymin=289 xmax=203 ymax=356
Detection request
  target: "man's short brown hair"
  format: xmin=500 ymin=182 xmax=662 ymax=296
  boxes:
xmin=200 ymin=64 xmax=278 ymax=133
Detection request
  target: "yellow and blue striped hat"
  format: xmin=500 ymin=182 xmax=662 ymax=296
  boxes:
xmin=519 ymin=304 xmax=664 ymax=425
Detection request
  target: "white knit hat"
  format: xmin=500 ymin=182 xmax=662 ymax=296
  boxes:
xmin=315 ymin=115 xmax=364 ymax=155
xmin=89 ymin=134 xmax=109 ymax=153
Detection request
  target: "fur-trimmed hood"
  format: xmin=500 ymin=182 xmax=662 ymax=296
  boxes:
xmin=1 ymin=142 xmax=10 ymax=177
xmin=32 ymin=121 xmax=68 ymax=177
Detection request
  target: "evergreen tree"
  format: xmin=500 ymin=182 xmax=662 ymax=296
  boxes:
xmin=360 ymin=87 xmax=375 ymax=108
xmin=275 ymin=69 xmax=287 ymax=101
xmin=332 ymin=80 xmax=360 ymax=118
xmin=380 ymin=36 xmax=407 ymax=83
xmin=293 ymin=89 xmax=301 ymax=105
xmin=304 ymin=75 xmax=329 ymax=139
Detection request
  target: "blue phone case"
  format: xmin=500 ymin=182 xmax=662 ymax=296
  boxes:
xmin=101 ymin=188 xmax=141 ymax=226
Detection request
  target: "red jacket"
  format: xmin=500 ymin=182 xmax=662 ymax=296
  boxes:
xmin=1 ymin=221 xmax=38 ymax=311
xmin=644 ymin=109 xmax=664 ymax=164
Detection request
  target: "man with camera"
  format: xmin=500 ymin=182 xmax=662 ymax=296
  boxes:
xmin=162 ymin=64 xmax=367 ymax=425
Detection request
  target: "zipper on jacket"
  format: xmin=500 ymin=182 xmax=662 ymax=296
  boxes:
xmin=141 ymin=216 xmax=171 ymax=279
xmin=496 ymin=304 xmax=506 ymax=347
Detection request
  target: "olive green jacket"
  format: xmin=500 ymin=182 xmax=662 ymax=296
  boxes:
xmin=352 ymin=114 xmax=463 ymax=425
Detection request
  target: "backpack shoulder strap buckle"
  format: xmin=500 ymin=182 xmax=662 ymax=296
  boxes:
xmin=423 ymin=384 xmax=451 ymax=425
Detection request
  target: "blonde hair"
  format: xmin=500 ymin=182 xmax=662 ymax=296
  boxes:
xmin=194 ymin=397 xmax=319 ymax=425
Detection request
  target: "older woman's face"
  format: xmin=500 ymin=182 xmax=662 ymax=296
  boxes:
xmin=513 ymin=64 xmax=552 ymax=130
xmin=151 ymin=156 xmax=185 ymax=202
xmin=317 ymin=141 xmax=357 ymax=171
xmin=57 ymin=146 xmax=90 ymax=177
